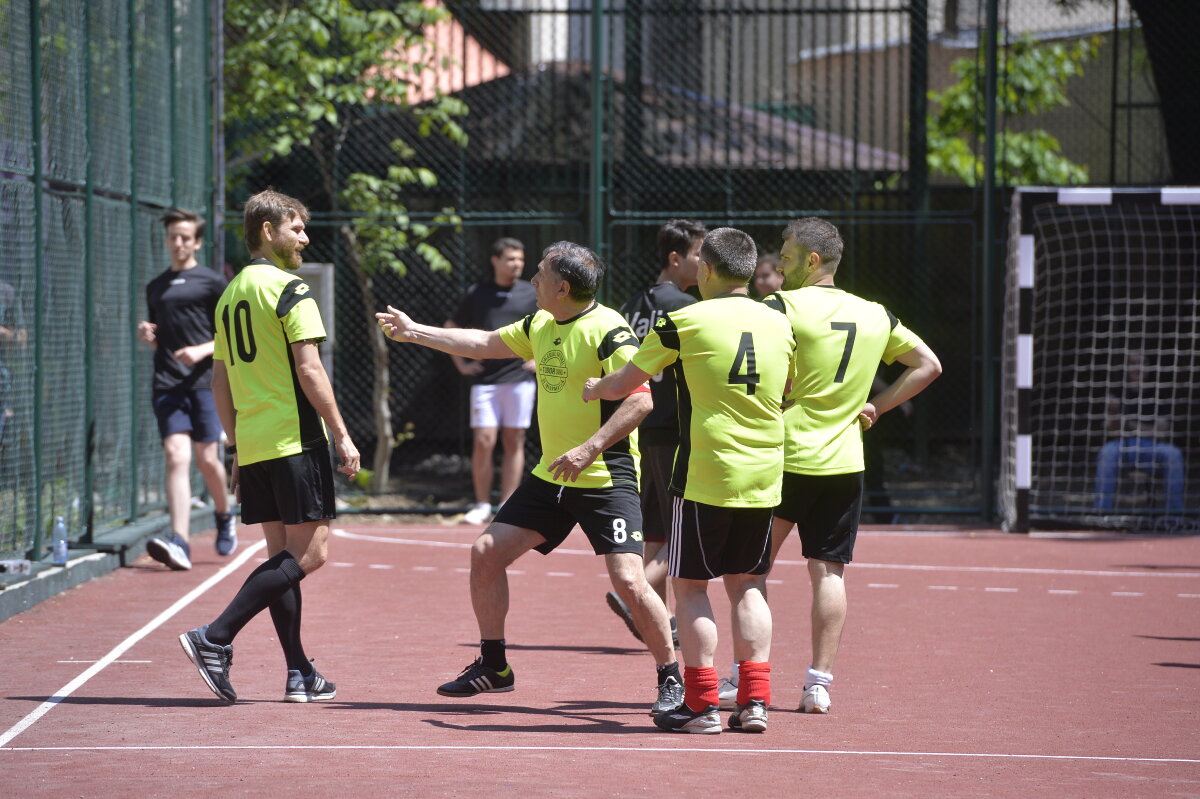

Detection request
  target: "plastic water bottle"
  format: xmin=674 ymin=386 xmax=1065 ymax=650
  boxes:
xmin=51 ymin=516 xmax=68 ymax=566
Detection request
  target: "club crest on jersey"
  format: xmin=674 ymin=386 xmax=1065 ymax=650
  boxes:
xmin=539 ymin=348 xmax=568 ymax=392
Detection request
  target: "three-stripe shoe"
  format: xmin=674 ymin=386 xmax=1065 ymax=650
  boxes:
xmin=728 ymin=699 xmax=768 ymax=732
xmin=653 ymin=703 xmax=721 ymax=734
xmin=437 ymin=658 xmax=515 ymax=697
xmin=179 ymin=625 xmax=236 ymax=702
xmin=650 ymin=675 xmax=684 ymax=716
xmin=284 ymin=662 xmax=336 ymax=702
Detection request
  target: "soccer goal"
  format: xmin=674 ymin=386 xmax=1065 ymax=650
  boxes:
xmin=1000 ymin=187 xmax=1199 ymax=533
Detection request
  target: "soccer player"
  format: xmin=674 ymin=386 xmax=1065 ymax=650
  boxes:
xmin=137 ymin=209 xmax=235 ymax=569
xmin=586 ymin=228 xmax=795 ymax=734
xmin=606 ymin=218 xmax=706 ymax=648
xmin=376 ymin=241 xmax=684 ymax=716
xmin=179 ymin=189 xmax=360 ymax=703
xmin=763 ymin=217 xmax=941 ymax=714
xmin=445 ymin=237 xmax=538 ymax=526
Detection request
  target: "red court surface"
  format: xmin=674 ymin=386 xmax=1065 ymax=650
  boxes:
xmin=2 ymin=521 xmax=1198 ymax=797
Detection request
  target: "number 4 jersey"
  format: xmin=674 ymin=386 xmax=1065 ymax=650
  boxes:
xmin=213 ymin=259 xmax=328 ymax=466
xmin=633 ymin=294 xmax=795 ymax=508
xmin=764 ymin=285 xmax=924 ymax=476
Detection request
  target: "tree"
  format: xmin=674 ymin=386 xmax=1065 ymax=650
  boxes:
xmin=927 ymin=35 xmax=1099 ymax=186
xmin=223 ymin=0 xmax=468 ymax=491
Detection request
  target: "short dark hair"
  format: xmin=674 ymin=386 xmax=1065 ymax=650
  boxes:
xmin=756 ymin=253 xmax=781 ymax=271
xmin=783 ymin=217 xmax=843 ymax=270
xmin=700 ymin=227 xmax=757 ymax=281
xmin=162 ymin=208 xmax=205 ymax=241
xmin=243 ymin=189 xmax=309 ymax=251
xmin=656 ymin=218 xmax=707 ymax=270
xmin=542 ymin=241 xmax=605 ymax=301
xmin=491 ymin=237 xmax=524 ymax=258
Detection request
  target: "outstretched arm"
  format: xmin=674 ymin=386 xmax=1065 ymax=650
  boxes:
xmin=860 ymin=342 xmax=942 ymax=429
xmin=548 ymin=391 xmax=652 ymax=482
xmin=377 ymin=305 xmax=516 ymax=360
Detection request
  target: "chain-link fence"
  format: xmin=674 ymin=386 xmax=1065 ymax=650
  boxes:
xmin=0 ymin=1 xmax=214 ymax=560
xmin=217 ymin=0 xmax=1184 ymax=520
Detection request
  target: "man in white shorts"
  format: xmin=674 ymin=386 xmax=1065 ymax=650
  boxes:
xmin=446 ymin=238 xmax=538 ymax=525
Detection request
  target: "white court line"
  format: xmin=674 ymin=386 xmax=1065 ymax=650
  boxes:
xmin=0 ymin=743 xmax=1195 ymax=764
xmin=1048 ymin=589 xmax=1079 ymax=595
xmin=546 ymin=572 xmax=574 ymax=577
xmin=1112 ymin=592 xmax=1144 ymax=597
xmin=367 ymin=564 xmax=394 ymax=570
xmin=0 ymin=539 xmax=267 ymax=749
xmin=774 ymin=559 xmax=1200 ymax=579
xmin=929 ymin=585 xmax=958 ymax=591
xmin=985 ymin=587 xmax=1018 ymax=593
xmin=332 ymin=531 xmax=1200 ymax=580
xmin=412 ymin=566 xmax=437 ymax=572
xmin=1181 ymin=594 xmax=1200 ymax=598
xmin=56 ymin=660 xmax=151 ymax=664
xmin=868 ymin=583 xmax=898 ymax=589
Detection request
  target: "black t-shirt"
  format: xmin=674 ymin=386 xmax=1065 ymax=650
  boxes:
xmin=452 ymin=279 xmax=538 ymax=385
xmin=620 ymin=282 xmax=697 ymax=444
xmin=145 ymin=264 xmax=227 ymax=391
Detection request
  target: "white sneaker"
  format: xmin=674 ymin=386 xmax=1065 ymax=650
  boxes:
xmin=461 ymin=502 xmax=492 ymax=525
xmin=717 ymin=677 xmax=738 ymax=710
xmin=800 ymin=684 xmax=831 ymax=714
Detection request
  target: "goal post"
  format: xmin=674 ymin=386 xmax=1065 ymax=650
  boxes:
xmin=1000 ymin=187 xmax=1200 ymax=533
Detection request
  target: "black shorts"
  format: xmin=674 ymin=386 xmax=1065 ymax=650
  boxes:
xmin=774 ymin=471 xmax=863 ymax=564
xmin=667 ymin=495 xmax=774 ymax=580
xmin=152 ymin=388 xmax=223 ymax=442
xmin=238 ymin=444 xmax=337 ymax=526
xmin=493 ymin=475 xmax=644 ymax=556
xmin=639 ymin=443 xmax=676 ymax=544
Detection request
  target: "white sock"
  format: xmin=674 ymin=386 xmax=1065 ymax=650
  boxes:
xmin=804 ymin=667 xmax=833 ymax=690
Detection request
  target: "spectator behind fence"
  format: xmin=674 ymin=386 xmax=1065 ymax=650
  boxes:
xmin=445 ymin=237 xmax=538 ymax=527
xmin=0 ymin=278 xmax=26 ymax=449
xmin=1094 ymin=350 xmax=1185 ymax=513
xmin=752 ymin=252 xmax=784 ymax=299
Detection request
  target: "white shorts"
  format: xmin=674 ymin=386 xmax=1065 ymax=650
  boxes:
xmin=470 ymin=381 xmax=536 ymax=429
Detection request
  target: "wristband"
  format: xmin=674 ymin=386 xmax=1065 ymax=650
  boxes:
xmin=226 ymin=444 xmax=237 ymax=455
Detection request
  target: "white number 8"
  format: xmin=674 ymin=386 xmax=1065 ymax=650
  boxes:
xmin=612 ymin=518 xmax=627 ymax=543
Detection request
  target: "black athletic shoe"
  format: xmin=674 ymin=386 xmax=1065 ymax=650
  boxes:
xmin=284 ymin=662 xmax=336 ymax=702
xmin=214 ymin=512 xmax=237 ymax=557
xmin=728 ymin=699 xmax=768 ymax=733
xmin=436 ymin=658 xmax=515 ymax=697
xmin=605 ymin=591 xmax=643 ymax=643
xmin=147 ymin=532 xmax=191 ymax=571
xmin=653 ymin=702 xmax=721 ymax=734
xmin=650 ymin=675 xmax=684 ymax=716
xmin=179 ymin=625 xmax=236 ymax=702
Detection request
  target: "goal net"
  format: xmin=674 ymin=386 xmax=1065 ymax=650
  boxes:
xmin=1000 ymin=188 xmax=1199 ymax=533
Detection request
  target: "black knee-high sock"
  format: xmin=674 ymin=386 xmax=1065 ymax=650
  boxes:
xmin=269 ymin=583 xmax=311 ymax=675
xmin=206 ymin=551 xmax=305 ymax=645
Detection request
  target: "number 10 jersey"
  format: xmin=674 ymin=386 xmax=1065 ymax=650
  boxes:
xmin=213 ymin=260 xmax=328 ymax=466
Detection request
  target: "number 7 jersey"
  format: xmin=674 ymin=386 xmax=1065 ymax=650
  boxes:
xmin=633 ymin=294 xmax=795 ymax=508
xmin=763 ymin=286 xmax=924 ymax=475
xmin=213 ymin=260 xmax=328 ymax=466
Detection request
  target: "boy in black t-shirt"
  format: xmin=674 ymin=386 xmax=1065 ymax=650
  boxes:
xmin=445 ymin=237 xmax=538 ymax=525
xmin=137 ymin=210 xmax=235 ymax=569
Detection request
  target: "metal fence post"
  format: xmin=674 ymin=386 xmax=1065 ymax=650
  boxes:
xmin=981 ymin=0 xmax=1000 ymax=522
xmin=28 ymin=0 xmax=45 ymax=560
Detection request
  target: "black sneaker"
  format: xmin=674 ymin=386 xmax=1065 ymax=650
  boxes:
xmin=436 ymin=658 xmax=515 ymax=697
xmin=214 ymin=512 xmax=237 ymax=557
xmin=147 ymin=533 xmax=191 ymax=571
xmin=649 ymin=675 xmax=684 ymax=716
xmin=284 ymin=662 xmax=336 ymax=702
xmin=653 ymin=702 xmax=721 ymax=734
xmin=728 ymin=699 xmax=768 ymax=733
xmin=605 ymin=591 xmax=643 ymax=643
xmin=178 ymin=625 xmax=236 ymax=702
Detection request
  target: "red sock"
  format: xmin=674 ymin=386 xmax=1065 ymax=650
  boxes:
xmin=736 ymin=661 xmax=771 ymax=706
xmin=683 ymin=666 xmax=719 ymax=712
